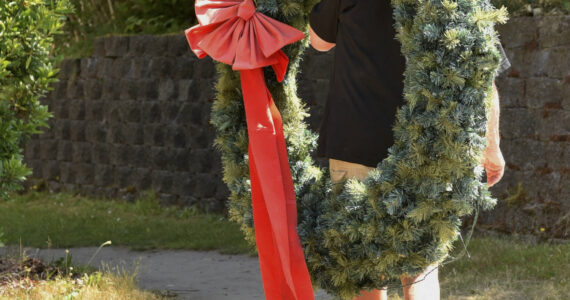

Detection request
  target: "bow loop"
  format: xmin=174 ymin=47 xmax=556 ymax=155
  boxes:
xmin=237 ymin=0 xmax=255 ymax=20
xmin=185 ymin=0 xmax=304 ymax=79
xmin=195 ymin=0 xmax=241 ymax=25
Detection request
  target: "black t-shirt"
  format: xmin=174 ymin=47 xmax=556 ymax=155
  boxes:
xmin=309 ymin=0 xmax=511 ymax=167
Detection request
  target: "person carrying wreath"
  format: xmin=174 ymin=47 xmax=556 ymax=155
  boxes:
xmin=308 ymin=0 xmax=511 ymax=299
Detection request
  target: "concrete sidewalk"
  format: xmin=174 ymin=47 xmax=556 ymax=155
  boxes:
xmin=1 ymin=245 xmax=334 ymax=300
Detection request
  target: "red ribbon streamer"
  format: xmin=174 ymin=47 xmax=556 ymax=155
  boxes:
xmin=185 ymin=1 xmax=313 ymax=299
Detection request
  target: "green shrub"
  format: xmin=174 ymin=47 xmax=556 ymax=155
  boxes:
xmin=0 ymin=0 xmax=72 ymax=200
xmin=57 ymin=0 xmax=195 ymax=57
xmin=117 ymin=0 xmax=196 ymax=34
xmin=64 ymin=0 xmax=195 ymax=36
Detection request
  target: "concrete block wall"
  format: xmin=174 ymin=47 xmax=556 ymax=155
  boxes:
xmin=23 ymin=34 xmax=226 ymax=212
xmin=477 ymin=16 xmax=569 ymax=238
xmin=23 ymin=17 xmax=569 ymax=234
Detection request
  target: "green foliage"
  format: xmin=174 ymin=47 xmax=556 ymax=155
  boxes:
xmin=504 ymin=181 xmax=530 ymax=207
xmin=0 ymin=0 xmax=72 ymax=200
xmin=206 ymin=0 xmax=507 ymax=298
xmin=70 ymin=0 xmax=195 ymax=35
xmin=56 ymin=0 xmax=196 ymax=57
xmin=440 ymin=234 xmax=570 ymax=299
xmin=0 ymin=190 xmax=251 ymax=254
xmin=0 ymin=227 xmax=4 ymax=247
xmin=117 ymin=0 xmax=196 ymax=34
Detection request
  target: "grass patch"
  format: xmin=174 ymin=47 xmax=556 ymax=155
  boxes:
xmin=1 ymin=190 xmax=568 ymax=299
xmin=438 ymin=234 xmax=569 ymax=299
xmin=0 ymin=190 xmax=252 ymax=255
xmin=1 ymin=239 xmax=165 ymax=299
xmin=1 ymin=253 xmax=164 ymax=300
xmin=385 ymin=233 xmax=570 ymax=299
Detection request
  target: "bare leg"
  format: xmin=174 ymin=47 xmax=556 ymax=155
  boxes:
xmin=400 ymin=264 xmax=440 ymax=300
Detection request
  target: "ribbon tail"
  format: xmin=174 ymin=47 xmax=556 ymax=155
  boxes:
xmin=249 ymin=147 xmax=294 ymax=299
xmin=240 ymin=68 xmax=314 ymax=300
xmin=264 ymin=76 xmax=315 ymax=300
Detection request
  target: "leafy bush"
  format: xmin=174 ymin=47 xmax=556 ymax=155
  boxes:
xmin=65 ymin=0 xmax=195 ymax=36
xmin=57 ymin=0 xmax=195 ymax=57
xmin=0 ymin=0 xmax=72 ymax=200
xmin=117 ymin=0 xmax=196 ymax=34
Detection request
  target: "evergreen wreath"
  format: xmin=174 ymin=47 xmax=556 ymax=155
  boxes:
xmin=208 ymin=0 xmax=507 ymax=298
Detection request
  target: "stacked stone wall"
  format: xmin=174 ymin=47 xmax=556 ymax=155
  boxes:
xmin=478 ymin=16 xmax=569 ymax=238
xmin=24 ymin=17 xmax=569 ymax=234
xmin=23 ymin=34 xmax=225 ymax=211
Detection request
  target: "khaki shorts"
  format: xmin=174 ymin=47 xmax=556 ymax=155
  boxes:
xmin=329 ymin=158 xmax=375 ymax=183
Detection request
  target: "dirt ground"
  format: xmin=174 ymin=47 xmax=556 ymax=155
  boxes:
xmin=0 ymin=245 xmax=334 ymax=300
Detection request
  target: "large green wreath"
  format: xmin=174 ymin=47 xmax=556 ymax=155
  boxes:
xmin=209 ymin=0 xmax=507 ymax=298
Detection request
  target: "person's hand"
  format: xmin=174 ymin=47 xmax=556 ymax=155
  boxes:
xmin=481 ymin=146 xmax=505 ymax=187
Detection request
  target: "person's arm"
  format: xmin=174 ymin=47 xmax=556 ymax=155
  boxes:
xmin=308 ymin=0 xmax=339 ymax=52
xmin=309 ymin=25 xmax=336 ymax=52
xmin=486 ymin=82 xmax=501 ymax=150
xmin=481 ymin=81 xmax=505 ymax=187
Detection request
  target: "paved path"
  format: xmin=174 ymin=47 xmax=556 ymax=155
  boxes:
xmin=1 ymin=246 xmax=333 ymax=300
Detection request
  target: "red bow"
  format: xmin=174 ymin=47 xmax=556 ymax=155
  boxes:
xmin=185 ymin=1 xmax=314 ymax=299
